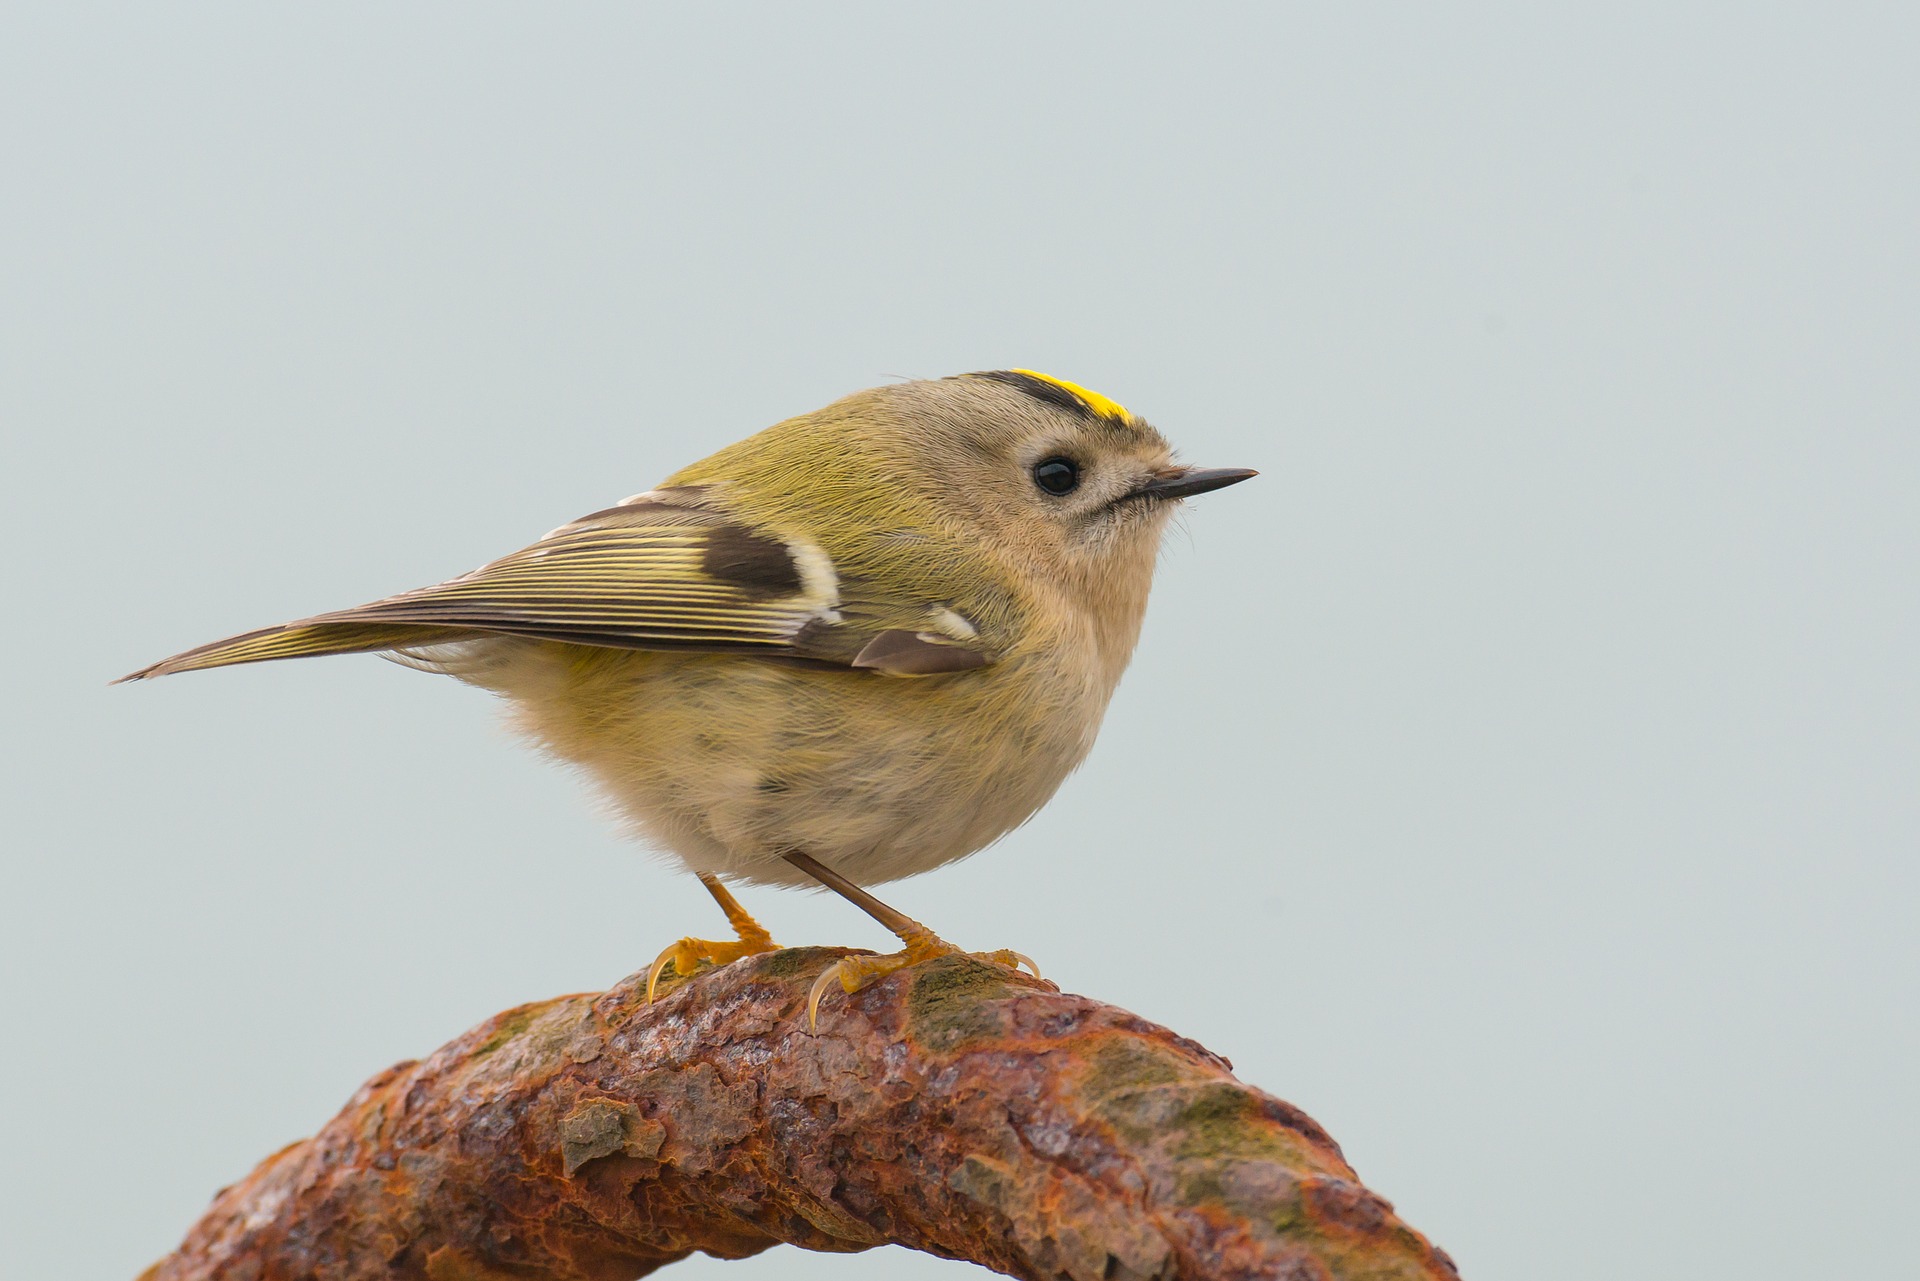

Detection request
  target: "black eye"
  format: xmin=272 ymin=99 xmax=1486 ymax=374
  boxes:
xmin=1032 ymin=456 xmax=1081 ymax=496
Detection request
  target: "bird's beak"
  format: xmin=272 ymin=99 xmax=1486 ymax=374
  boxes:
xmin=1128 ymin=466 xmax=1259 ymax=501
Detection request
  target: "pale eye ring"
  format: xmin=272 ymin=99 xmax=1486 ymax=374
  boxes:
xmin=1032 ymin=456 xmax=1081 ymax=496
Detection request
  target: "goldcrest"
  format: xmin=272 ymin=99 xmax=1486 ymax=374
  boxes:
xmin=123 ymin=370 xmax=1255 ymax=1016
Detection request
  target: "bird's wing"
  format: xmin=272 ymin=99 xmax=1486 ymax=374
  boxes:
xmin=118 ymin=487 xmax=993 ymax=681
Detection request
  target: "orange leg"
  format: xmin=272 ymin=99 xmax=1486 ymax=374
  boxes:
xmin=645 ymin=873 xmax=782 ymax=1002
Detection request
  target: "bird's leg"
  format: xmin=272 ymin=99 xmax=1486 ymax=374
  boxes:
xmin=781 ymin=851 xmax=1039 ymax=1028
xmin=645 ymin=873 xmax=782 ymax=1002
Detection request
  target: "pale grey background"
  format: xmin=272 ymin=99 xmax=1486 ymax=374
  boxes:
xmin=3 ymin=4 xmax=1914 ymax=1278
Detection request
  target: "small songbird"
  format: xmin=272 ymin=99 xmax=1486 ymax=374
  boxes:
xmin=122 ymin=370 xmax=1255 ymax=1021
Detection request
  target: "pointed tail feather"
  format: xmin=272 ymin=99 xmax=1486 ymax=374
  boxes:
xmin=115 ymin=622 xmax=480 ymax=683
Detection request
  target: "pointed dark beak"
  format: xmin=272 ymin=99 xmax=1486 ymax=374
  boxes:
xmin=1129 ymin=466 xmax=1259 ymax=501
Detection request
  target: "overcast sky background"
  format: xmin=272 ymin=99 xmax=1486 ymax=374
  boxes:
xmin=4 ymin=5 xmax=1915 ymax=1278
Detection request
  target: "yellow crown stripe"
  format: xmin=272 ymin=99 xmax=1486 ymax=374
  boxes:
xmin=1008 ymin=369 xmax=1131 ymax=422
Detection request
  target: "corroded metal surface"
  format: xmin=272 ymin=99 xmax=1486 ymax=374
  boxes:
xmin=141 ymin=950 xmax=1460 ymax=1280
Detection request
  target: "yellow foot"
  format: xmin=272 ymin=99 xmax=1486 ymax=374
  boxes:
xmin=807 ymin=929 xmax=1039 ymax=1029
xmin=646 ymin=930 xmax=780 ymax=1002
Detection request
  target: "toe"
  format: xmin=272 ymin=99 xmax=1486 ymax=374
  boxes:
xmin=804 ymin=939 xmax=1041 ymax=1028
xmin=647 ymin=933 xmax=786 ymax=1003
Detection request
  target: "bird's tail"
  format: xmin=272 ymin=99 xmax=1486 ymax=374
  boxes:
xmin=115 ymin=620 xmax=479 ymax=682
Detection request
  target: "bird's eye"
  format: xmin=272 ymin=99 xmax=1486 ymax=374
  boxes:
xmin=1032 ymin=457 xmax=1081 ymax=496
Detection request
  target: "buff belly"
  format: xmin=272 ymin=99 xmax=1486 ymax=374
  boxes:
xmin=448 ymin=639 xmax=1108 ymax=888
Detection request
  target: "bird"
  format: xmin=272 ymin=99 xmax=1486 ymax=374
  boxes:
xmin=120 ymin=370 xmax=1255 ymax=1023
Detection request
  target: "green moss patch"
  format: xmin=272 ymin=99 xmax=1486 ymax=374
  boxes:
xmin=472 ymin=1005 xmax=540 ymax=1058
xmin=1170 ymin=1084 xmax=1277 ymax=1160
xmin=756 ymin=947 xmax=836 ymax=979
xmin=1079 ymin=1039 xmax=1194 ymax=1101
xmin=906 ymin=956 xmax=1014 ymax=1052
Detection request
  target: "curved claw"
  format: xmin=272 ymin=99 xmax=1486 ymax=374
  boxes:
xmin=646 ymin=941 xmax=690 ymax=1004
xmin=806 ymin=960 xmax=848 ymax=1030
xmin=998 ymin=950 xmax=1041 ymax=980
